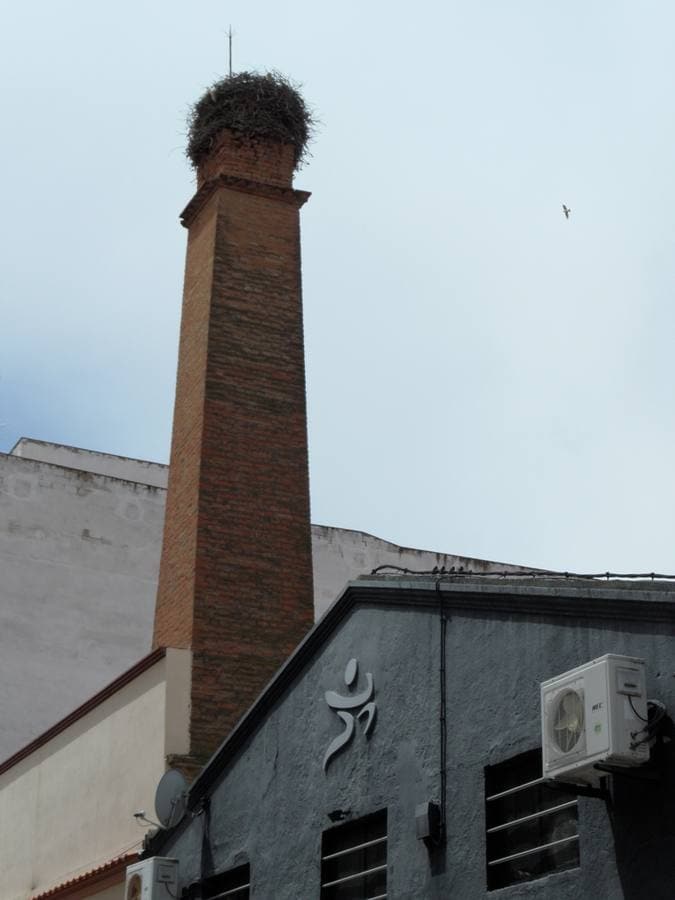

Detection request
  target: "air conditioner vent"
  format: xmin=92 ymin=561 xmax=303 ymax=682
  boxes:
xmin=552 ymin=689 xmax=584 ymax=753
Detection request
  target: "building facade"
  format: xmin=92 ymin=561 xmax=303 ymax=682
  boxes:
xmin=0 ymin=438 xmax=528 ymax=765
xmin=1 ymin=649 xmax=190 ymax=900
xmin=147 ymin=576 xmax=675 ymax=899
xmin=0 ymin=104 xmax=535 ymax=897
xmin=0 ymin=72 xmax=553 ymax=900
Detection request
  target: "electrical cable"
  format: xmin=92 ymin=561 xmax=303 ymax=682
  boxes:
xmin=648 ymin=699 xmax=667 ymax=724
xmin=370 ymin=565 xmax=675 ymax=581
xmin=629 ymin=695 xmax=649 ymax=723
xmin=435 ymin=578 xmax=447 ymax=848
xmin=629 ymin=698 xmax=667 ymax=749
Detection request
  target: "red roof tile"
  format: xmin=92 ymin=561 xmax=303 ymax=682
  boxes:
xmin=31 ymin=851 xmax=139 ymax=899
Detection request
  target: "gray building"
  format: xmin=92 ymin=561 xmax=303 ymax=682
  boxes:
xmin=145 ymin=576 xmax=675 ymax=899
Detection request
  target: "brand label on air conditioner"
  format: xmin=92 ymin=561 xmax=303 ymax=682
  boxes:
xmin=616 ymin=668 xmax=642 ymax=697
xmin=156 ymin=864 xmax=176 ymax=883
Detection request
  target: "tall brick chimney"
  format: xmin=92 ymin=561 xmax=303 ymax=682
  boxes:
xmin=154 ymin=74 xmax=314 ymax=768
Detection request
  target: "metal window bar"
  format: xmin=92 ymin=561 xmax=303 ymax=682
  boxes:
xmin=486 ymin=799 xmax=578 ymax=834
xmin=322 ymin=835 xmax=387 ymax=862
xmin=208 ymin=887 xmax=250 ymax=899
xmin=485 ymin=776 xmax=547 ymax=803
xmin=488 ymin=834 xmax=579 ymax=868
xmin=321 ymin=863 xmax=388 ymax=890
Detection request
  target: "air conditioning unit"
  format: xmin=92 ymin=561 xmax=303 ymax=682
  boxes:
xmin=125 ymin=858 xmax=178 ymax=900
xmin=541 ymin=654 xmax=650 ymax=785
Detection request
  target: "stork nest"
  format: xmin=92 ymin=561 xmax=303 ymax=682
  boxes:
xmin=186 ymin=71 xmax=314 ymax=170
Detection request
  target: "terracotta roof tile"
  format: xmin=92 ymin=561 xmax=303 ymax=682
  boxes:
xmin=31 ymin=851 xmax=139 ymax=899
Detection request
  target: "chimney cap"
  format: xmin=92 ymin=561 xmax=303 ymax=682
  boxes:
xmin=186 ymin=70 xmax=315 ymax=171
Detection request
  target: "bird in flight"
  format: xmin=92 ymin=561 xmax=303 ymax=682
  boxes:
xmin=562 ymin=204 xmax=571 ymax=219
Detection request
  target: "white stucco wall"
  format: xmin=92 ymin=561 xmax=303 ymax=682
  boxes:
xmin=0 ymin=451 xmax=166 ymax=761
xmin=84 ymin=886 xmax=123 ymax=900
xmin=310 ymin=524 xmax=533 ymax=617
xmin=10 ymin=439 xmax=168 ymax=489
xmin=85 ymin=886 xmax=124 ymax=900
xmin=0 ymin=649 xmax=190 ymax=900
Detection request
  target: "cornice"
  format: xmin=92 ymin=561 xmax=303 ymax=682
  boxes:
xmin=180 ymin=174 xmax=311 ymax=228
xmin=349 ymin=577 xmax=675 ymax=624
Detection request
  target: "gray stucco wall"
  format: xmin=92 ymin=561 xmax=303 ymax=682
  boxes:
xmin=156 ymin=604 xmax=442 ymax=898
xmin=440 ymin=595 xmax=675 ymax=900
xmin=0 ymin=441 xmax=534 ymax=763
xmin=154 ymin=582 xmax=675 ymax=899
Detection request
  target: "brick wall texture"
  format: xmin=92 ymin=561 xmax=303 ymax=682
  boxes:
xmin=154 ymin=129 xmax=314 ymax=763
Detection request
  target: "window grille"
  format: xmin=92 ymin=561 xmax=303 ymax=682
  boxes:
xmin=485 ymin=749 xmax=579 ymax=891
xmin=321 ymin=808 xmax=388 ymax=900
xmin=190 ymin=863 xmax=250 ymax=900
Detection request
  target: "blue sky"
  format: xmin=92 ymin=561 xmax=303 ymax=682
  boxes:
xmin=2 ymin=1 xmax=675 ymax=572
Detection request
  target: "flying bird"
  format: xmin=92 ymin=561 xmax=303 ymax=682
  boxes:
xmin=562 ymin=204 xmax=571 ymax=219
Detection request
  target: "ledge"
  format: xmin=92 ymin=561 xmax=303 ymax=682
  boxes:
xmin=180 ymin=174 xmax=311 ymax=228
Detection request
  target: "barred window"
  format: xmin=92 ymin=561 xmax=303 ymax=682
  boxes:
xmin=187 ymin=863 xmax=250 ymax=900
xmin=321 ymin=809 xmax=387 ymax=899
xmin=485 ymin=749 xmax=579 ymax=891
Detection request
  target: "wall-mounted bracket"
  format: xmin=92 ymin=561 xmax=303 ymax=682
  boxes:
xmin=545 ymin=777 xmax=610 ymax=801
xmin=593 ymin=762 xmax=662 ymax=783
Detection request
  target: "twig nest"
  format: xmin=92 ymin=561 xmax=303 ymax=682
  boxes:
xmin=187 ymin=71 xmax=314 ymax=171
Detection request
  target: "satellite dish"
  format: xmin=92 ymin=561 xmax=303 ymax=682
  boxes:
xmin=155 ymin=768 xmax=188 ymax=829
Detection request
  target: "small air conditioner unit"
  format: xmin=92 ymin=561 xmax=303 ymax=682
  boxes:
xmin=125 ymin=858 xmax=178 ymax=900
xmin=541 ymin=653 xmax=650 ymax=785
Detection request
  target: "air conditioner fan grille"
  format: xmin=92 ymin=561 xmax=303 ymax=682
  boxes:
xmin=552 ymin=689 xmax=584 ymax=753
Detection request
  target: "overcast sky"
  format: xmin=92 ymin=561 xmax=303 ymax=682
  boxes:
xmin=1 ymin=1 xmax=675 ymax=573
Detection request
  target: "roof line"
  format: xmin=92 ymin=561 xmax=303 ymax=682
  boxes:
xmin=0 ymin=450 xmax=168 ymax=491
xmin=0 ymin=648 xmax=167 ymax=777
xmin=30 ymin=851 xmax=139 ymax=899
xmin=9 ymin=436 xmax=168 ymax=470
xmin=310 ymin=522 xmax=538 ymax=571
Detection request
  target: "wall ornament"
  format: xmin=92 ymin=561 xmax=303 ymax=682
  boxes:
xmin=323 ymin=658 xmax=377 ymax=772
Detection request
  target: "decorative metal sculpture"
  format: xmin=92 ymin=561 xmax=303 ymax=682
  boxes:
xmin=323 ymin=658 xmax=377 ymax=772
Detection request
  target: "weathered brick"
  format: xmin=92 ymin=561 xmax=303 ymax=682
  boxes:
xmin=153 ymin=128 xmax=314 ymax=763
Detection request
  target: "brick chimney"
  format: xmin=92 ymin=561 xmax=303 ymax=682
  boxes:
xmin=154 ymin=80 xmax=314 ymax=769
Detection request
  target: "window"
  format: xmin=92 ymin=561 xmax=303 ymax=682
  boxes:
xmin=321 ymin=809 xmax=388 ymax=899
xmin=485 ymin=749 xmax=579 ymax=891
xmin=185 ymin=863 xmax=250 ymax=900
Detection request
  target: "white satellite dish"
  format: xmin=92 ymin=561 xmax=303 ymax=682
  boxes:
xmin=154 ymin=768 xmax=188 ymax=829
